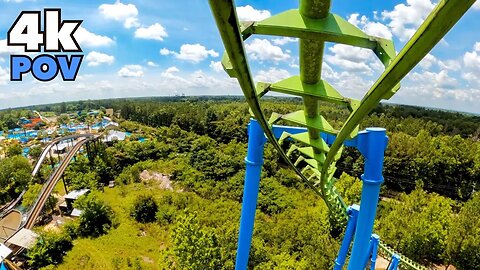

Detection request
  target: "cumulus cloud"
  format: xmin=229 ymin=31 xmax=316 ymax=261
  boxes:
xmin=99 ymin=1 xmax=140 ymax=29
xmin=86 ymin=51 xmax=115 ymax=66
xmin=348 ymin=13 xmax=392 ymax=40
xmin=0 ymin=39 xmax=24 ymax=55
xmin=209 ymin=61 xmax=223 ymax=72
xmin=382 ymin=0 xmax=435 ymax=41
xmin=74 ymin=27 xmax=115 ymax=48
xmin=147 ymin=61 xmax=158 ymax=67
xmin=0 ymin=66 xmax=9 ymax=85
xmin=160 ymin=44 xmax=219 ymax=63
xmin=272 ymin=37 xmax=297 ymax=46
xmin=461 ymin=42 xmax=480 ymax=85
xmin=410 ymin=70 xmax=458 ymax=89
xmin=236 ymin=5 xmax=271 ymax=21
xmin=118 ymin=65 xmax=143 ymax=77
xmin=134 ymin=23 xmax=168 ymax=41
xmin=325 ymin=44 xmax=376 ymax=73
xmin=254 ymin=68 xmax=290 ymax=83
xmin=245 ymin=38 xmax=290 ymax=62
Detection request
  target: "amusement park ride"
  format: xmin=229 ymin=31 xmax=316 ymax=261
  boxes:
xmin=209 ymin=0 xmax=476 ymax=269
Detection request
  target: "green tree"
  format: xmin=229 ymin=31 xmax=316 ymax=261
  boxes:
xmin=6 ymin=143 xmax=23 ymax=157
xmin=131 ymin=194 xmax=158 ymax=223
xmin=0 ymin=156 xmax=31 ymax=203
xmin=376 ymin=186 xmax=454 ymax=264
xmin=170 ymin=212 xmax=222 ymax=269
xmin=27 ymin=231 xmax=73 ymax=268
xmin=57 ymin=114 xmax=70 ymax=126
xmin=75 ymin=194 xmax=114 ymax=237
xmin=29 ymin=145 xmax=43 ymax=160
xmin=445 ymin=192 xmax=480 ymax=269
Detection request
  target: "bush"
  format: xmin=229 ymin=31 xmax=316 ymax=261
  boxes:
xmin=131 ymin=194 xmax=158 ymax=223
xmin=74 ymin=194 xmax=115 ymax=237
xmin=27 ymin=232 xmax=73 ymax=268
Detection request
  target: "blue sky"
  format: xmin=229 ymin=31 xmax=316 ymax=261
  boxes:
xmin=0 ymin=0 xmax=480 ymax=114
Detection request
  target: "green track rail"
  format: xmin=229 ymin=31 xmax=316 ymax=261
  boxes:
xmin=209 ymin=0 xmax=475 ymax=269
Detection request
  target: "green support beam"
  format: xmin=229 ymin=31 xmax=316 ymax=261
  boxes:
xmin=210 ymin=0 xmax=474 ymax=268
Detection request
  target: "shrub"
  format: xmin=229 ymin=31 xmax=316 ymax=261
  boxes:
xmin=131 ymin=194 xmax=158 ymax=223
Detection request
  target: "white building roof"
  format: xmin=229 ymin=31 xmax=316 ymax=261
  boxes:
xmin=6 ymin=228 xmax=38 ymax=249
xmin=70 ymin=209 xmax=83 ymax=217
xmin=0 ymin=243 xmax=12 ymax=261
xmin=65 ymin=189 xmax=90 ymax=200
xmin=104 ymin=130 xmax=126 ymax=142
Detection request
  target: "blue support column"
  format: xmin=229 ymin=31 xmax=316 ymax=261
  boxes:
xmin=334 ymin=205 xmax=360 ymax=270
xmin=369 ymin=234 xmax=380 ymax=270
xmin=347 ymin=128 xmax=388 ymax=270
xmin=388 ymin=254 xmax=401 ymax=270
xmin=235 ymin=119 xmax=267 ymax=270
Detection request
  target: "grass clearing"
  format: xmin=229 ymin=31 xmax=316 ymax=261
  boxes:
xmin=49 ymin=182 xmax=173 ymax=270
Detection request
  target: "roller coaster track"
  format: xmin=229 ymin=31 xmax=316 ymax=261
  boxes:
xmin=24 ymin=136 xmax=96 ymax=229
xmin=209 ymin=0 xmax=475 ymax=269
xmin=0 ymin=134 xmax=93 ymax=216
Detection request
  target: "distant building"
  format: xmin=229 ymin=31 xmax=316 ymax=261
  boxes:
xmin=105 ymin=108 xmax=114 ymax=117
xmin=104 ymin=130 xmax=126 ymax=142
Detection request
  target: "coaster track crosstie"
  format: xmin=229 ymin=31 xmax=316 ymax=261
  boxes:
xmin=209 ymin=0 xmax=475 ymax=269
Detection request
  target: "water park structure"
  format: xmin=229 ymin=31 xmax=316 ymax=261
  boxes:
xmin=209 ymin=0 xmax=476 ymax=269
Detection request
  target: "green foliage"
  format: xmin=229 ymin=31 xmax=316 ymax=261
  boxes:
xmin=27 ymin=231 xmax=73 ymax=268
xmin=169 ymin=212 xmax=222 ymax=270
xmin=6 ymin=143 xmax=23 ymax=157
xmin=131 ymin=194 xmax=158 ymax=223
xmin=335 ymin=173 xmax=362 ymax=206
xmin=29 ymin=145 xmax=43 ymax=160
xmin=68 ymin=171 xmax=99 ymax=190
xmin=22 ymin=183 xmax=42 ymax=208
xmin=0 ymin=155 xmax=31 ymax=204
xmin=445 ymin=192 xmax=480 ymax=269
xmin=75 ymin=194 xmax=115 ymax=237
xmin=376 ymin=186 xmax=454 ymax=263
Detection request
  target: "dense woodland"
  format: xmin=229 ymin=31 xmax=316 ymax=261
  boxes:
xmin=0 ymin=97 xmax=479 ymax=269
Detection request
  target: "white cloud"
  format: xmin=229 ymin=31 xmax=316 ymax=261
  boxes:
xmin=473 ymin=1 xmax=480 ymax=10
xmin=161 ymin=66 xmax=180 ymax=78
xmin=0 ymin=39 xmax=24 ymax=55
xmin=438 ymin=59 xmax=461 ymax=71
xmin=325 ymin=44 xmax=375 ymax=73
xmin=254 ymin=68 xmax=290 ymax=82
xmin=117 ymin=65 xmax=143 ymax=77
xmin=74 ymin=27 xmax=115 ymax=48
xmin=461 ymin=42 xmax=480 ymax=85
xmin=463 ymin=44 xmax=480 ymax=72
xmin=134 ymin=23 xmax=168 ymax=41
xmin=245 ymin=38 xmax=290 ymax=62
xmin=272 ymin=37 xmax=297 ymax=46
xmin=419 ymin=53 xmax=437 ymax=69
xmin=209 ymin=61 xmax=223 ymax=72
xmin=86 ymin=51 xmax=115 ymax=66
xmin=409 ymin=70 xmax=458 ymax=89
xmin=161 ymin=44 xmax=219 ymax=63
xmin=236 ymin=5 xmax=271 ymax=21
xmin=99 ymin=1 xmax=140 ymax=29
xmin=147 ymin=61 xmax=158 ymax=67
xmin=347 ymin=13 xmax=392 ymax=40
xmin=382 ymin=0 xmax=436 ymax=41
xmin=0 ymin=66 xmax=9 ymax=85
